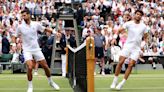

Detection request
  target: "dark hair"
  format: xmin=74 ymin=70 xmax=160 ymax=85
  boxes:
xmin=2 ymin=31 xmax=6 ymax=37
xmin=135 ymin=10 xmax=144 ymax=16
xmin=97 ymin=26 xmax=101 ymax=30
xmin=128 ymin=8 xmax=131 ymax=13
xmin=21 ymin=7 xmax=30 ymax=14
xmin=9 ymin=18 xmax=13 ymax=25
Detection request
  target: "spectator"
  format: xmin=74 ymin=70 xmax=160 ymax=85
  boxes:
xmin=97 ymin=0 xmax=107 ymax=20
xmin=159 ymin=34 xmax=164 ymax=48
xmin=80 ymin=16 xmax=89 ymax=28
xmin=25 ymin=0 xmax=36 ymax=15
xmin=110 ymin=39 xmax=121 ymax=63
xmin=159 ymin=46 xmax=164 ymax=55
xmin=44 ymin=31 xmax=54 ymax=68
xmin=60 ymin=28 xmax=76 ymax=77
xmin=94 ymin=27 xmax=106 ymax=75
xmin=34 ymin=0 xmax=42 ymax=18
xmin=2 ymin=31 xmax=10 ymax=54
xmin=77 ymin=5 xmax=85 ymax=25
xmin=82 ymin=23 xmax=93 ymax=41
xmin=148 ymin=45 xmax=160 ymax=69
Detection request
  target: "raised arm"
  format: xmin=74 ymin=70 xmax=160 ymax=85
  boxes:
xmin=11 ymin=25 xmax=21 ymax=52
xmin=37 ymin=22 xmax=53 ymax=34
xmin=11 ymin=26 xmax=20 ymax=46
xmin=10 ymin=34 xmax=18 ymax=53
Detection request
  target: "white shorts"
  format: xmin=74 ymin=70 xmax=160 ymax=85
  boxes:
xmin=23 ymin=50 xmax=45 ymax=62
xmin=120 ymin=47 xmax=140 ymax=62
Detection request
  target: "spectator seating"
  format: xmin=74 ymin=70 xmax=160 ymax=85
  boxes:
xmin=0 ymin=54 xmax=13 ymax=73
xmin=133 ymin=64 xmax=163 ymax=74
xmin=11 ymin=63 xmax=26 ymax=73
xmin=0 ymin=54 xmax=13 ymax=65
xmin=0 ymin=54 xmax=26 ymax=73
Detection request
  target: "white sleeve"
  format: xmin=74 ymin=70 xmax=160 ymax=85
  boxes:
xmin=15 ymin=26 xmax=21 ymax=37
xmin=37 ymin=22 xmax=45 ymax=33
xmin=122 ymin=22 xmax=128 ymax=29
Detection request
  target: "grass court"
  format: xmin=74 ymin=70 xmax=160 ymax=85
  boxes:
xmin=0 ymin=69 xmax=164 ymax=92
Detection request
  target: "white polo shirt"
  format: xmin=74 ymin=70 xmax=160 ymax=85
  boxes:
xmin=123 ymin=21 xmax=147 ymax=49
xmin=16 ymin=21 xmax=45 ymax=52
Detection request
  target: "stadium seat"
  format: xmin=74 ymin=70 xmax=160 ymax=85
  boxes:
xmin=0 ymin=54 xmax=13 ymax=62
xmin=11 ymin=63 xmax=26 ymax=73
xmin=0 ymin=54 xmax=13 ymax=73
xmin=0 ymin=65 xmax=2 ymax=73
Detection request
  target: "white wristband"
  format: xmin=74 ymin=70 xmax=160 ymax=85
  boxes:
xmin=113 ymin=34 xmax=118 ymax=39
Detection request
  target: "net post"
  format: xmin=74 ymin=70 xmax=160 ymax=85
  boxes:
xmin=86 ymin=36 xmax=95 ymax=92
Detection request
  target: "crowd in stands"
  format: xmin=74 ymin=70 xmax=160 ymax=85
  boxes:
xmin=0 ymin=0 xmax=163 ymax=74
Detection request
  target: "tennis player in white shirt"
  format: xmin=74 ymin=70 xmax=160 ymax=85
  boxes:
xmin=12 ymin=8 xmax=60 ymax=92
xmin=110 ymin=10 xmax=148 ymax=90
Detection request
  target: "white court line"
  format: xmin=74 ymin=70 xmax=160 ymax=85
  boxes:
xmin=0 ymin=88 xmax=71 ymax=90
xmin=95 ymin=74 xmax=164 ymax=78
xmin=96 ymin=87 xmax=164 ymax=90
xmin=0 ymin=74 xmax=164 ymax=77
xmin=0 ymin=87 xmax=164 ymax=90
xmin=0 ymin=77 xmax=163 ymax=81
xmin=0 ymin=76 xmax=64 ymax=78
xmin=0 ymin=77 xmax=164 ymax=80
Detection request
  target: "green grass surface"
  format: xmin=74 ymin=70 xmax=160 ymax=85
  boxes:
xmin=0 ymin=70 xmax=164 ymax=92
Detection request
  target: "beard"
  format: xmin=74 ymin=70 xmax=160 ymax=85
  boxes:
xmin=24 ymin=19 xmax=27 ymax=22
xmin=135 ymin=17 xmax=141 ymax=23
xmin=24 ymin=19 xmax=29 ymax=24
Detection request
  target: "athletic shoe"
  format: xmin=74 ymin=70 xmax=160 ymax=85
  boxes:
xmin=27 ymin=87 xmax=33 ymax=92
xmin=110 ymin=78 xmax=118 ymax=89
xmin=116 ymin=82 xmax=123 ymax=90
xmin=110 ymin=82 xmax=117 ymax=89
xmin=49 ymin=82 xmax=60 ymax=90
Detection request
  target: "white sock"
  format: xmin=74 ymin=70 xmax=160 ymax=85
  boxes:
xmin=48 ymin=77 xmax=53 ymax=83
xmin=153 ymin=62 xmax=156 ymax=67
xmin=34 ymin=69 xmax=38 ymax=72
xmin=120 ymin=79 xmax=126 ymax=85
xmin=113 ymin=76 xmax=118 ymax=83
xmin=28 ymin=81 xmax=33 ymax=88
